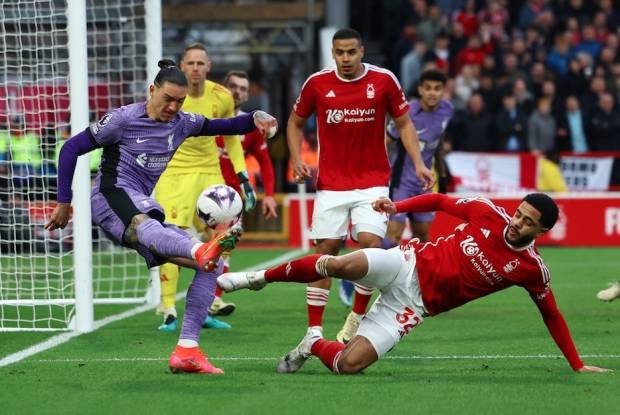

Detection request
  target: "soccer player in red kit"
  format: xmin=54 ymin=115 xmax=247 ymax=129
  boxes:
xmin=288 ymin=28 xmax=434 ymax=346
xmin=218 ymin=193 xmax=611 ymax=374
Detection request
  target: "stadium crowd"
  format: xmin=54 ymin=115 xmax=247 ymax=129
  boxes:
xmin=384 ymin=0 xmax=620 ymax=156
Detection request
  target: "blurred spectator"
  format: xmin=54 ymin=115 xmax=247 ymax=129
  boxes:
xmin=476 ymin=70 xmax=501 ymax=112
xmin=556 ymin=95 xmax=589 ymax=153
xmin=453 ymin=64 xmax=480 ymax=110
xmin=547 ymin=32 xmax=572 ymax=76
xmin=571 ymin=23 xmax=602 ymax=61
xmin=495 ymin=93 xmax=528 ymax=152
xmin=540 ymin=79 xmax=564 ymax=121
xmin=581 ymin=75 xmax=607 ymax=116
xmin=556 ymin=0 xmax=594 ymax=26
xmin=391 ymin=22 xmax=417 ymax=81
xmin=528 ymin=61 xmax=547 ymax=98
xmin=426 ymin=30 xmax=451 ymax=73
xmin=537 ymin=150 xmax=568 ymax=192
xmin=517 ymin=0 xmax=552 ymax=30
xmin=453 ymin=0 xmax=479 ymax=37
xmin=592 ymin=11 xmax=611 ymax=43
xmin=513 ymin=78 xmax=535 ymax=115
xmin=559 ymin=57 xmax=588 ymax=99
xmin=528 ymin=97 xmax=557 ymax=154
xmin=4 ymin=117 xmax=42 ymax=186
xmin=417 ymin=4 xmax=446 ymax=49
xmin=500 ymin=52 xmax=527 ymax=86
xmin=454 ymin=34 xmax=490 ymax=75
xmin=448 ymin=20 xmax=468 ymax=67
xmin=599 ymin=0 xmax=620 ymax=29
xmin=447 ymin=93 xmax=494 ymax=151
xmin=400 ymin=40 xmax=428 ymax=97
xmin=478 ymin=0 xmax=509 ymax=41
xmin=587 ymin=92 xmax=620 ymax=151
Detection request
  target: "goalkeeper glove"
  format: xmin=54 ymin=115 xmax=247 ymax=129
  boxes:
xmin=237 ymin=171 xmax=257 ymax=211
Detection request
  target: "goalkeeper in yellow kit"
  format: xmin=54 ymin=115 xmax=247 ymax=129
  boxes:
xmin=154 ymin=43 xmax=256 ymax=332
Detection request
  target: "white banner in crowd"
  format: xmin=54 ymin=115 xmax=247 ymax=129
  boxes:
xmin=446 ymin=152 xmax=535 ymax=193
xmin=560 ymin=156 xmax=614 ymax=191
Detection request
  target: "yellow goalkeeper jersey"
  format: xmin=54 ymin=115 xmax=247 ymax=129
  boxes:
xmin=164 ymin=79 xmax=246 ymax=174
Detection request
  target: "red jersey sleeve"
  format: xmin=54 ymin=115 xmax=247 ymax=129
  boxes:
xmin=530 ymin=290 xmax=584 ymax=371
xmin=386 ymin=75 xmax=409 ymax=119
xmin=394 ymin=194 xmax=496 ymax=223
xmin=247 ymin=132 xmax=275 ymax=196
xmin=293 ymin=77 xmax=316 ymax=119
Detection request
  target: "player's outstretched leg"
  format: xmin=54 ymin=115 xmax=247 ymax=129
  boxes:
xmin=276 ymin=327 xmax=323 ymax=373
xmin=217 ymin=254 xmax=330 ymax=292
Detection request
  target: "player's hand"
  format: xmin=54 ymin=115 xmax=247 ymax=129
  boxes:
xmin=44 ymin=202 xmax=72 ymax=231
xmin=262 ymin=195 xmax=278 ymax=219
xmin=237 ymin=171 xmax=257 ymax=211
xmin=416 ymin=164 xmax=436 ymax=190
xmin=292 ymin=160 xmax=312 ymax=183
xmin=577 ymin=365 xmax=613 ymax=373
xmin=372 ymin=197 xmax=396 ymax=214
xmin=253 ymin=110 xmax=278 ymax=139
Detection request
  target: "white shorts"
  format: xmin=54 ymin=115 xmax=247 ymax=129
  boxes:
xmin=355 ymin=246 xmax=428 ymax=357
xmin=310 ymin=187 xmax=389 ymax=241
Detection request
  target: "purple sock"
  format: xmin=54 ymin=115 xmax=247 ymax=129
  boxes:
xmin=135 ymin=218 xmax=195 ymax=259
xmin=381 ymin=237 xmax=396 ymax=249
xmin=179 ymin=258 xmax=224 ymax=342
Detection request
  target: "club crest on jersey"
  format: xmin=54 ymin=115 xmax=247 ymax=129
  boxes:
xmin=503 ymin=259 xmax=520 ymax=273
xmin=459 ymin=235 xmax=479 ymax=256
xmin=366 ymin=83 xmax=375 ymax=99
xmin=167 ymin=133 xmax=174 ymax=151
xmin=91 ymin=112 xmax=113 ymax=135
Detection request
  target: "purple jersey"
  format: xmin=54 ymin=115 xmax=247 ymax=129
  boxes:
xmin=388 ymin=99 xmax=454 ymax=193
xmin=90 ymin=102 xmax=205 ymax=196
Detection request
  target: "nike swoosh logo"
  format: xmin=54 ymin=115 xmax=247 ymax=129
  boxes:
xmin=416 ymin=128 xmax=427 ymax=136
xmin=136 ymin=138 xmax=150 ymax=143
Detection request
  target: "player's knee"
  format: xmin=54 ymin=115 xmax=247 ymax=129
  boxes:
xmin=335 ymin=354 xmax=366 ymax=374
xmin=125 ymin=213 xmax=151 ymax=245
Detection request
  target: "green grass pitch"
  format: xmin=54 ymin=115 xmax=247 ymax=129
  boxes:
xmin=0 ymin=247 xmax=618 ymax=414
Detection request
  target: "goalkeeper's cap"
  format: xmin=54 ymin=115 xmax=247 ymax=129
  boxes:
xmin=522 ymin=193 xmax=559 ymax=230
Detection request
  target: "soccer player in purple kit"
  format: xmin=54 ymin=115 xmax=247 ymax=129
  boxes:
xmin=45 ymin=59 xmax=277 ymax=374
xmin=383 ymin=69 xmax=454 ymax=247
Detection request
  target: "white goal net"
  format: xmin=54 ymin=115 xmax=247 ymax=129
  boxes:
xmin=0 ymin=0 xmax=159 ymax=331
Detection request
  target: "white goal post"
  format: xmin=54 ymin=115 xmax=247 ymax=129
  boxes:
xmin=0 ymin=0 xmax=162 ymax=332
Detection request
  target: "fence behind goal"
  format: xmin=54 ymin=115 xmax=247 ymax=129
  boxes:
xmin=0 ymin=0 xmax=161 ymax=331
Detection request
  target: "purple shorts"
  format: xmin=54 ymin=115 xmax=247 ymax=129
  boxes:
xmin=390 ymin=185 xmax=435 ymax=224
xmin=91 ymin=187 xmax=168 ymax=267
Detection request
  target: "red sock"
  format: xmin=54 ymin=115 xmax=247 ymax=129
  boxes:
xmin=264 ymin=254 xmax=325 ymax=283
xmin=214 ymin=285 xmax=223 ymax=298
xmin=351 ymin=284 xmax=373 ymax=315
xmin=307 ymin=286 xmax=329 ymax=327
xmin=311 ymin=339 xmax=346 ymax=372
xmin=307 ymin=304 xmax=325 ymax=327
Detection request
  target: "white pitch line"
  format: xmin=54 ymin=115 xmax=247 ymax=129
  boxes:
xmin=23 ymin=354 xmax=620 ymax=364
xmin=0 ymin=249 xmax=307 ymax=368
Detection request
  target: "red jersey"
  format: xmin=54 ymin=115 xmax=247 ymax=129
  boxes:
xmin=217 ymin=128 xmax=275 ymax=196
xmin=396 ymin=193 xmax=584 ymax=370
xmin=293 ymin=64 xmax=409 ymax=191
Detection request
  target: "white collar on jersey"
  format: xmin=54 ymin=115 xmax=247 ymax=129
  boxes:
xmin=333 ymin=63 xmax=369 ymax=83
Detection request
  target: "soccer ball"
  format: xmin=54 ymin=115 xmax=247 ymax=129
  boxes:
xmin=196 ymin=184 xmax=243 ymax=228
